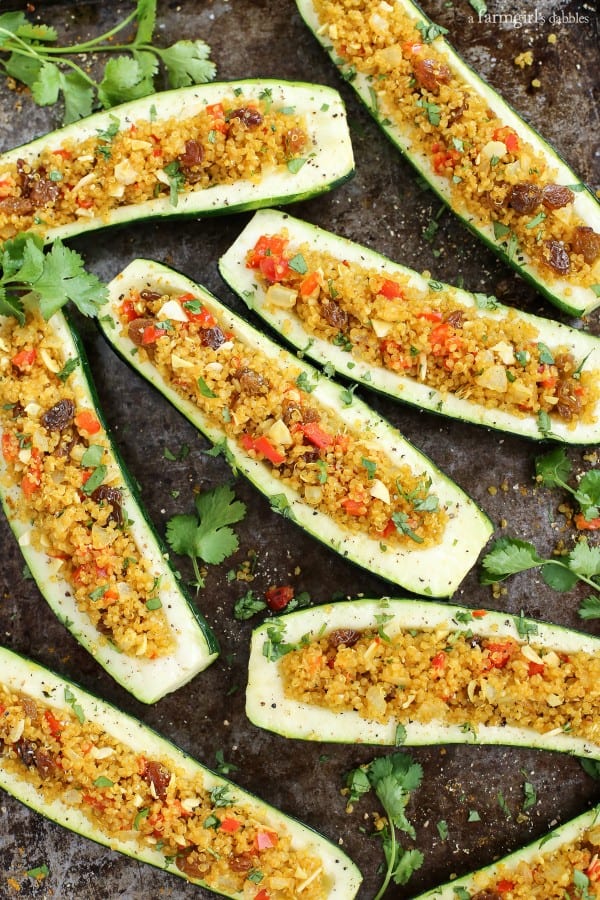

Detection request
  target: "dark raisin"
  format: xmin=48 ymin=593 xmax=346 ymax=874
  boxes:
xmin=0 ymin=196 xmax=35 ymax=216
xmin=90 ymin=485 xmax=124 ymax=528
xmin=229 ymin=107 xmax=263 ymax=128
xmin=572 ymin=226 xmax=600 ymax=264
xmin=302 ymin=407 xmax=320 ymax=424
xmin=229 ymin=852 xmax=254 ymax=873
xmin=445 ymin=310 xmax=465 ymax=328
xmin=20 ymin=697 xmax=38 ymax=722
xmin=140 ymin=290 xmax=163 ymax=302
xmin=322 ymin=300 xmax=348 ymax=330
xmin=543 ymin=239 xmax=570 ymax=274
xmin=29 ymin=176 xmax=60 ymax=206
xmin=413 ymin=57 xmax=451 ymax=92
xmin=541 ymin=183 xmax=574 ymax=210
xmin=34 ymin=749 xmax=58 ymax=779
xmin=41 ymin=398 xmax=75 ymax=432
xmin=128 ymin=318 xmax=155 ymax=346
xmin=176 ymin=850 xmax=210 ymax=879
xmin=11 ymin=402 xmax=25 ymax=419
xmin=15 ymin=737 xmax=37 ymax=768
xmin=179 ymin=139 xmax=204 ymax=168
xmin=236 ymin=366 xmax=270 ymax=396
xmin=329 ymin=628 xmax=361 ymax=648
xmin=506 ymin=182 xmax=542 ymax=214
xmin=142 ymin=760 xmax=171 ymax=801
xmin=201 ymin=326 xmax=226 ymax=349
xmin=282 ymin=398 xmax=303 ymax=425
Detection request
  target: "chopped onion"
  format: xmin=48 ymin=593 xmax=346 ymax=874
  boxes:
xmin=159 ymin=299 xmax=188 ymax=322
xmin=370 ymin=478 xmax=391 ymax=504
xmin=266 ymin=283 xmax=298 ymax=309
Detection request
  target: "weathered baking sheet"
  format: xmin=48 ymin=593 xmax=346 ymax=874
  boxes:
xmin=0 ymin=0 xmax=598 ymax=897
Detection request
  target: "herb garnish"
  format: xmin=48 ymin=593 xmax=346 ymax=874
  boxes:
xmin=481 ymin=535 xmax=600 ymax=620
xmin=345 ymin=752 xmax=424 ymax=897
xmin=535 ymin=446 xmax=600 ymax=523
xmin=0 ymin=1 xmax=215 ymax=123
xmin=165 ymin=484 xmax=246 ymax=590
xmin=0 ymin=233 xmax=107 ymax=322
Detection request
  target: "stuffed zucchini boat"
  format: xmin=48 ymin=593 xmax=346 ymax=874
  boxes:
xmin=411 ymin=804 xmax=600 ymax=899
xmin=220 ymin=210 xmax=600 ymax=444
xmin=295 ymin=0 xmax=600 ymax=317
xmin=0 ymin=79 xmax=353 ymax=245
xmin=0 ymin=304 xmax=218 ymax=703
xmin=0 ymin=646 xmax=362 ymax=899
xmin=99 ymin=259 xmax=492 ymax=598
xmin=246 ymin=598 xmax=600 ymax=760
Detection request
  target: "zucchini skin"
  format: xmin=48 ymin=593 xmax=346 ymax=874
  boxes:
xmin=411 ymin=804 xmax=600 ymax=898
xmin=219 ymin=209 xmax=600 ymax=444
xmin=0 ymin=308 xmax=219 ymax=703
xmin=0 ymin=645 xmax=362 ymax=899
xmin=0 ymin=80 xmax=354 ymax=244
xmin=246 ymin=598 xmax=600 ymax=760
xmin=294 ymin=0 xmax=600 ymax=317
xmin=100 ymin=259 xmax=493 ymax=598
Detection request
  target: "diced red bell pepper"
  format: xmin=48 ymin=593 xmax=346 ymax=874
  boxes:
xmin=492 ymin=126 xmax=519 ymax=153
xmin=1 ymin=431 xmax=19 ymax=463
xmin=341 ymin=497 xmax=367 ymax=516
xmin=300 ymin=271 xmax=320 ymax=297
xmin=496 ymin=880 xmax=515 ymax=893
xmin=11 ymin=348 xmax=36 ymax=371
xmin=74 ymin=410 xmax=101 ymax=435
xmin=574 ymin=513 xmax=600 ymax=531
xmin=429 ymin=323 xmax=451 ymax=346
xmin=21 ymin=448 xmax=42 ymax=498
xmin=119 ymin=299 xmax=139 ymax=323
xmin=472 ymin=609 xmax=487 ymax=618
xmin=483 ymin=640 xmax=515 ymax=670
xmin=402 ymin=40 xmax=423 ymax=56
xmin=253 ymin=435 xmax=286 ymax=465
xmin=141 ymin=324 xmax=164 ymax=345
xmin=52 ymin=148 xmax=72 ymax=159
xmin=254 ymin=891 xmax=270 ymax=900
xmin=220 ymin=817 xmax=241 ymax=833
xmin=259 ymin=254 xmax=290 ymax=284
xmin=418 ymin=310 xmax=443 ymax=322
xmin=206 ymin=102 xmax=228 ymax=133
xmin=379 ymin=278 xmax=404 ymax=300
xmin=180 ymin=295 xmax=218 ymax=328
xmin=379 ymin=518 xmax=397 ymax=539
xmin=77 ymin=198 xmax=94 ymax=209
xmin=301 ymin=421 xmax=333 ymax=449
xmin=431 ymin=651 xmax=447 ymax=670
xmin=247 ymin=234 xmax=289 ymax=269
xmin=44 ymin=708 xmax=63 ymax=736
xmin=254 ymin=830 xmax=278 ymax=851
xmin=265 ymin=585 xmax=295 ymax=611
xmin=587 ymin=855 xmax=600 ymax=880
xmin=528 ymin=661 xmax=545 ymax=677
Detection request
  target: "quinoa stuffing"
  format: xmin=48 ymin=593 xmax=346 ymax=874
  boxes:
xmin=0 ymin=686 xmax=328 ymax=898
xmin=279 ymin=625 xmax=600 ymax=743
xmin=0 ymin=308 xmax=175 ymax=659
xmin=0 ymin=94 xmax=310 ymax=241
xmin=247 ymin=230 xmax=599 ymax=426
xmin=116 ymin=286 xmax=447 ymax=548
xmin=468 ymin=826 xmax=600 ymax=898
xmin=312 ymin=0 xmax=600 ymax=286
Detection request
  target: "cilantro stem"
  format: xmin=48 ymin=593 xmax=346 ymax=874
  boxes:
xmin=33 ymin=8 xmax=141 ymax=54
xmin=373 ymin=823 xmax=396 ymax=900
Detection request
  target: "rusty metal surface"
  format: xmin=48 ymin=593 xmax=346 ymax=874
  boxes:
xmin=0 ymin=0 xmax=599 ymax=897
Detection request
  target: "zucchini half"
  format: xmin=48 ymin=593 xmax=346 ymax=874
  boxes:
xmin=411 ymin=804 xmax=600 ymax=899
xmin=0 ymin=80 xmax=354 ymax=245
xmin=295 ymin=0 xmax=600 ymax=317
xmin=0 ymin=308 xmax=218 ymax=703
xmin=100 ymin=259 xmax=492 ymax=598
xmin=0 ymin=646 xmax=362 ymax=899
xmin=246 ymin=598 xmax=600 ymax=760
xmin=219 ymin=209 xmax=600 ymax=444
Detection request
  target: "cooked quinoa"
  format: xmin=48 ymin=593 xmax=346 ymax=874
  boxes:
xmin=469 ymin=826 xmax=600 ymax=898
xmin=0 ymin=686 xmax=327 ymax=898
xmin=313 ymin=0 xmax=600 ymax=286
xmin=279 ymin=624 xmax=600 ymax=742
xmin=116 ymin=286 xmax=447 ymax=548
xmin=0 ymin=309 xmax=175 ymax=659
xmin=0 ymin=95 xmax=309 ymax=241
xmin=247 ymin=230 xmax=599 ymax=425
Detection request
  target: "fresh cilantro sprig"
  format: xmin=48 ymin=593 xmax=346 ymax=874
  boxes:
xmin=0 ymin=0 xmax=216 ymax=124
xmin=535 ymin=447 xmax=600 ymax=523
xmin=165 ymin=484 xmax=246 ymax=591
xmin=0 ymin=233 xmax=107 ymax=321
xmin=345 ymin=752 xmax=424 ymax=898
xmin=481 ymin=535 xmax=600 ymax=620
